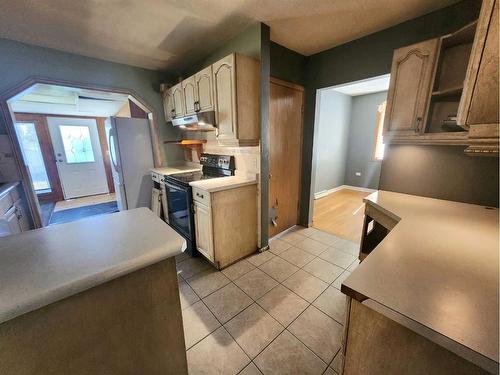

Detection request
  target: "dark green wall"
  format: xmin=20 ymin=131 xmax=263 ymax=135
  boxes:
xmin=0 ymin=37 xmax=183 ymax=164
xmin=297 ymin=0 xmax=494 ymax=224
xmin=270 ymin=42 xmax=306 ymax=85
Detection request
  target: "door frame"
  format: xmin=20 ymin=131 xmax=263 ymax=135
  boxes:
xmin=0 ymin=77 xmax=161 ymax=228
xmin=46 ymin=116 xmax=109 ymax=199
xmin=269 ymin=77 xmax=305 ymax=238
xmin=13 ymin=112 xmax=64 ymax=203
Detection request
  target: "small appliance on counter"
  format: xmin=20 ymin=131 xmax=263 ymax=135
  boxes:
xmin=163 ymin=153 xmax=235 ymax=256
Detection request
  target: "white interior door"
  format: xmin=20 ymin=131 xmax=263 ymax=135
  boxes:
xmin=47 ymin=117 xmax=109 ymax=199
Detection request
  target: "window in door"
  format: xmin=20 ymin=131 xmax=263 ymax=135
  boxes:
xmin=59 ymin=125 xmax=95 ymax=163
xmin=373 ymin=101 xmax=386 ymax=161
xmin=14 ymin=122 xmax=51 ymax=193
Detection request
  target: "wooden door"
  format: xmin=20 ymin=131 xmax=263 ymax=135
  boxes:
xmin=162 ymin=89 xmax=174 ymax=121
xmin=182 ymin=76 xmax=197 ymax=115
xmin=171 ymin=83 xmax=185 ymax=118
xmin=194 ymin=201 xmax=214 ymax=261
xmin=213 ymin=54 xmax=237 ymax=142
xmin=195 ymin=66 xmax=214 ymax=112
xmin=269 ymin=78 xmax=304 ymax=237
xmin=384 ymin=38 xmax=440 ymax=135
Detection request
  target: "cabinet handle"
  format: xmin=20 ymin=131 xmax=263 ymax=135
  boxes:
xmin=170 ymin=108 xmax=176 ymax=118
xmin=196 ymin=192 xmax=204 ymax=199
xmin=194 ymin=101 xmax=201 ymax=112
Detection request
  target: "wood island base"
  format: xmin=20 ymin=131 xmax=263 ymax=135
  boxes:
xmin=0 ymin=258 xmax=188 ymax=375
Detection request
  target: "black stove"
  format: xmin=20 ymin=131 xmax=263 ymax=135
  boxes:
xmin=167 ymin=154 xmax=235 ymax=185
xmin=163 ymin=154 xmax=235 ymax=256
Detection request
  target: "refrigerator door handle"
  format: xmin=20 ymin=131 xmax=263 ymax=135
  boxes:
xmin=108 ymin=128 xmax=119 ymax=172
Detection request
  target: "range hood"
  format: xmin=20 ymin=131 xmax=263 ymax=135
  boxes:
xmin=171 ymin=111 xmax=216 ymax=131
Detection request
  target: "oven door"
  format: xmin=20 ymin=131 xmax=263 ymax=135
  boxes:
xmin=164 ymin=179 xmax=193 ymax=240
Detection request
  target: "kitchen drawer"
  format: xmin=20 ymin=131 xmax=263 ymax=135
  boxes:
xmin=0 ymin=193 xmax=14 ymax=216
xmin=192 ymin=187 xmax=210 ymax=206
xmin=151 ymin=172 xmax=161 ymax=183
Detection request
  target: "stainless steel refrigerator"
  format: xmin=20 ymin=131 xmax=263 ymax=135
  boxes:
xmin=107 ymin=117 xmax=154 ymax=211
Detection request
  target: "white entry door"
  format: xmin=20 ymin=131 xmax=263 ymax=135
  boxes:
xmin=47 ymin=117 xmax=109 ymax=199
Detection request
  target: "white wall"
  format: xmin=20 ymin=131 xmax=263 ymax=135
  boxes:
xmin=312 ymin=90 xmax=351 ymax=195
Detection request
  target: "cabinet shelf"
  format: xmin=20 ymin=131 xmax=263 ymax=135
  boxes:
xmin=431 ymin=86 xmax=463 ymax=98
xmin=164 ymin=139 xmax=206 ymax=161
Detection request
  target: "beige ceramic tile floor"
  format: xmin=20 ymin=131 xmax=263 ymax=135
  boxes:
xmin=176 ymin=226 xmax=360 ymax=375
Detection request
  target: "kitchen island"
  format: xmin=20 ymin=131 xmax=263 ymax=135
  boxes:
xmin=341 ymin=191 xmax=499 ymax=375
xmin=0 ymin=208 xmax=188 ymax=375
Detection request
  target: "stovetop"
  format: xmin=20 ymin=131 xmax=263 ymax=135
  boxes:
xmin=166 ymin=171 xmax=222 ymax=184
xmin=165 ymin=153 xmax=235 ymax=185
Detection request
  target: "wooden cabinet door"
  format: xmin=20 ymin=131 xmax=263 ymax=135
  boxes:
xmin=195 ymin=66 xmax=214 ymax=112
xmin=182 ymin=76 xmax=197 ymax=115
xmin=384 ymin=39 xmax=440 ymax=135
xmin=171 ymin=83 xmax=185 ymax=118
xmin=459 ymin=0 xmax=499 ymax=126
xmin=163 ymin=88 xmax=174 ymax=121
xmin=194 ymin=201 xmax=214 ymax=261
xmin=213 ymin=54 xmax=237 ymax=142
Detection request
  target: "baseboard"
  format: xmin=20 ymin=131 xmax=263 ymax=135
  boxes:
xmin=314 ymin=185 xmax=376 ymax=199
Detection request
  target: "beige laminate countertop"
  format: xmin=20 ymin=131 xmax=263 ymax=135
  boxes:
xmin=151 ymin=164 xmax=201 ymax=175
xmin=0 ymin=208 xmax=185 ymax=324
xmin=342 ymin=191 xmax=499 ymax=371
xmin=189 ymin=174 xmax=258 ymax=192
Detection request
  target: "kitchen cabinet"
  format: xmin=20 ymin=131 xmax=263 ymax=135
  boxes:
xmin=213 ymin=53 xmax=260 ymax=146
xmin=458 ymin=0 xmax=499 ymax=155
xmin=192 ymin=184 xmax=257 ymax=269
xmin=162 ymin=89 xmax=174 ymax=122
xmin=195 ymin=65 xmax=215 ymax=112
xmin=160 ymin=53 xmax=259 ymax=146
xmin=384 ymin=0 xmax=499 ymax=156
xmin=193 ymin=199 xmax=214 ymax=261
xmin=384 ymin=39 xmax=440 ymax=137
xmin=171 ymin=82 xmax=185 ymax=119
xmin=0 ymin=183 xmax=29 ymax=237
xmin=182 ymin=75 xmax=197 ymax=115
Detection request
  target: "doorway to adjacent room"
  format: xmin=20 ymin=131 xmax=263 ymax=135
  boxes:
xmin=4 ymin=82 xmax=156 ymax=226
xmin=310 ymin=75 xmax=390 ymax=242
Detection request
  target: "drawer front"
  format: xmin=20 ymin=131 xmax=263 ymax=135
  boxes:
xmin=192 ymin=187 xmax=210 ymax=206
xmin=151 ymin=172 xmax=161 ymax=183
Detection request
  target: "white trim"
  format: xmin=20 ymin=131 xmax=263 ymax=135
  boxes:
xmin=314 ymin=185 xmax=377 ymax=199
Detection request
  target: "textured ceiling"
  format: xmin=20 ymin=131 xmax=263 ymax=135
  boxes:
xmin=0 ymin=0 xmax=459 ymax=71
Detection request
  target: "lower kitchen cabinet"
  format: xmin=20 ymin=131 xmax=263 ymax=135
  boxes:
xmin=192 ymin=184 xmax=258 ymax=269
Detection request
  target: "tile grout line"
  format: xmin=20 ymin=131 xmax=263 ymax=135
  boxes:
xmin=178 ymin=226 xmax=353 ymax=372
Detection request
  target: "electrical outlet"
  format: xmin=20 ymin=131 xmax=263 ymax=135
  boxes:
xmin=355 ymin=172 xmax=362 ymax=176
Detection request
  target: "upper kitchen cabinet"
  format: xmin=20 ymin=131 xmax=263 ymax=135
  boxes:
xmin=171 ymin=82 xmax=185 ymax=119
xmin=458 ymin=0 xmax=499 ymax=155
xmin=384 ymin=39 xmax=440 ymax=138
xmin=195 ymin=65 xmax=215 ymax=112
xmin=213 ymin=53 xmax=260 ymax=146
xmin=162 ymin=89 xmax=174 ymax=122
xmin=182 ymin=75 xmax=197 ymax=115
xmin=384 ymin=0 xmax=499 ymax=156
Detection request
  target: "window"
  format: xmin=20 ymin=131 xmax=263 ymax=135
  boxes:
xmin=59 ymin=125 xmax=95 ymax=163
xmin=373 ymin=101 xmax=386 ymax=161
xmin=14 ymin=122 xmax=51 ymax=192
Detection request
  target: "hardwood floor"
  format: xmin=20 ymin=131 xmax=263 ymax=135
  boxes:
xmin=312 ymin=189 xmax=370 ymax=243
xmin=54 ymin=193 xmax=116 ymax=212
